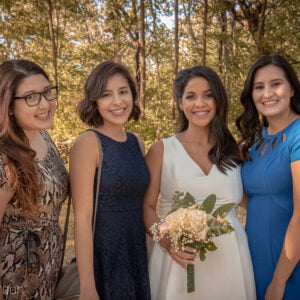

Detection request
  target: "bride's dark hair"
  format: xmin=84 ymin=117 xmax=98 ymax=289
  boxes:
xmin=174 ymin=65 xmax=242 ymax=173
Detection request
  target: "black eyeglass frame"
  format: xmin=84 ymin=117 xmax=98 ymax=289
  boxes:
xmin=14 ymin=86 xmax=58 ymax=107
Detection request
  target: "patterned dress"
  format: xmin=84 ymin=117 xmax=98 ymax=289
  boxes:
xmin=0 ymin=130 xmax=69 ymax=300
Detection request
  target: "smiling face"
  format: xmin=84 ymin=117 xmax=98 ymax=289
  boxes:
xmin=252 ymin=64 xmax=294 ymax=121
xmin=180 ymin=76 xmax=217 ymax=129
xmin=12 ymin=74 xmax=57 ymax=138
xmin=96 ymin=73 xmax=133 ymax=128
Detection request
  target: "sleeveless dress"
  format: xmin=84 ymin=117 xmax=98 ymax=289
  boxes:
xmin=148 ymin=136 xmax=256 ymax=300
xmin=0 ymin=130 xmax=69 ymax=300
xmin=92 ymin=131 xmax=151 ymax=300
xmin=242 ymin=118 xmax=300 ymax=300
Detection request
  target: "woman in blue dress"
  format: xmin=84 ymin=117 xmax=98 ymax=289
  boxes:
xmin=70 ymin=61 xmax=150 ymax=300
xmin=236 ymin=54 xmax=300 ymax=300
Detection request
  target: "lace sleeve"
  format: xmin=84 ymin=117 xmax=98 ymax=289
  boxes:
xmin=0 ymin=154 xmax=16 ymax=192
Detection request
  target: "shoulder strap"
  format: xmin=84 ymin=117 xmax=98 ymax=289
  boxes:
xmin=60 ymin=130 xmax=103 ymax=268
xmin=92 ymin=132 xmax=103 ymax=234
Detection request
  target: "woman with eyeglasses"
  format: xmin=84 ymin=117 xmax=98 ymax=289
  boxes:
xmin=0 ymin=60 xmax=69 ymax=299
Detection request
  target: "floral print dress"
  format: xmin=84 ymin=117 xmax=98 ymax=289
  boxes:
xmin=0 ymin=130 xmax=69 ymax=300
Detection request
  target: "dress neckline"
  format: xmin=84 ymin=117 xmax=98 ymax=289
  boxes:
xmin=91 ymin=129 xmax=128 ymax=143
xmin=263 ymin=117 xmax=300 ymax=139
xmin=35 ymin=130 xmax=50 ymax=162
xmin=173 ymin=136 xmax=215 ymax=176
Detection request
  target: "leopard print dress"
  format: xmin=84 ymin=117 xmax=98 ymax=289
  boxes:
xmin=0 ymin=131 xmax=69 ymax=300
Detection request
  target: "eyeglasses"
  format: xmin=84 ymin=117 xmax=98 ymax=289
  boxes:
xmin=14 ymin=86 xmax=58 ymax=107
xmin=26 ymin=231 xmax=41 ymax=273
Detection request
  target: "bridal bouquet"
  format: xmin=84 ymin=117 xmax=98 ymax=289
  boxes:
xmin=150 ymin=192 xmax=235 ymax=293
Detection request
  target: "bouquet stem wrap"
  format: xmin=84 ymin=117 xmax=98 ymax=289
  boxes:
xmin=187 ymin=264 xmax=195 ymax=293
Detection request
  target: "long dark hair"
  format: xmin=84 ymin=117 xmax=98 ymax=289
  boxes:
xmin=78 ymin=60 xmax=141 ymax=126
xmin=174 ymin=65 xmax=242 ymax=173
xmin=236 ymin=54 xmax=300 ymax=160
xmin=0 ymin=59 xmax=49 ymax=214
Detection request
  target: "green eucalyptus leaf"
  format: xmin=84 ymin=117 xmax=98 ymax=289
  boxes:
xmin=205 ymin=241 xmax=218 ymax=251
xmin=183 ymin=192 xmax=196 ymax=206
xmin=223 ymin=224 xmax=235 ymax=233
xmin=171 ymin=191 xmax=196 ymax=211
xmin=199 ymin=194 xmax=216 ymax=213
xmin=212 ymin=203 xmax=235 ymax=218
xmin=207 ymin=217 xmax=235 ymax=237
xmin=191 ymin=241 xmax=205 ymax=250
xmin=199 ymin=248 xmax=207 ymax=261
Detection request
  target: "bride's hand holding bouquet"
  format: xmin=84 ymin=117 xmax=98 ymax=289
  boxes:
xmin=159 ymin=235 xmax=197 ymax=270
xmin=151 ymin=192 xmax=235 ymax=293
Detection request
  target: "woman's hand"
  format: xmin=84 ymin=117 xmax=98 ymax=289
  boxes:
xmin=160 ymin=237 xmax=197 ymax=269
xmin=265 ymin=280 xmax=285 ymax=300
xmin=159 ymin=236 xmax=197 ymax=269
xmin=169 ymin=245 xmax=197 ymax=269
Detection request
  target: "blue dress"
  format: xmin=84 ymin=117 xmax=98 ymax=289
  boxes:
xmin=242 ymin=118 xmax=300 ymax=300
xmin=92 ymin=130 xmax=151 ymax=300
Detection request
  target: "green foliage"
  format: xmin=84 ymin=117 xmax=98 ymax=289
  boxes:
xmin=0 ymin=0 xmax=299 ymax=165
xmin=172 ymin=191 xmax=196 ymax=210
xmin=170 ymin=191 xmax=235 ymax=219
xmin=207 ymin=217 xmax=234 ymax=237
xmin=212 ymin=203 xmax=236 ymax=218
xmin=199 ymin=194 xmax=216 ymax=214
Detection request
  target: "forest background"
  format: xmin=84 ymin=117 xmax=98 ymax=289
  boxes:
xmin=1 ymin=0 xmax=299 ymax=261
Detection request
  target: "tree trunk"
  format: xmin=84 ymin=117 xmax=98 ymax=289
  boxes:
xmin=256 ymin=0 xmax=267 ymax=57
xmin=202 ymin=0 xmax=208 ymax=65
xmin=226 ymin=0 xmax=268 ymax=57
xmin=45 ymin=0 xmax=59 ymax=86
xmin=218 ymin=11 xmax=225 ymax=74
xmin=139 ymin=0 xmax=146 ymax=117
xmin=172 ymin=0 xmax=179 ymax=120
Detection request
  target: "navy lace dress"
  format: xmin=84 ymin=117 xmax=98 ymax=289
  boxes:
xmin=92 ymin=130 xmax=151 ymax=300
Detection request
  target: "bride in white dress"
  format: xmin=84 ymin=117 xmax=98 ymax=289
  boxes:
xmin=143 ymin=66 xmax=256 ymax=300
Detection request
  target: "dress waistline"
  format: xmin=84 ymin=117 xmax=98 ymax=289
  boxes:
xmin=159 ymin=201 xmax=237 ymax=218
xmin=0 ymin=218 xmax=59 ymax=229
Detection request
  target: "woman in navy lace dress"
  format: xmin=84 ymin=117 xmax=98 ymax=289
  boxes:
xmin=70 ymin=61 xmax=150 ymax=300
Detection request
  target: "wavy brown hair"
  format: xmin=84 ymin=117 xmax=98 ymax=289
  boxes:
xmin=0 ymin=59 xmax=49 ymax=214
xmin=78 ymin=60 xmax=141 ymax=126
xmin=236 ymin=54 xmax=300 ymax=160
xmin=174 ymin=65 xmax=242 ymax=173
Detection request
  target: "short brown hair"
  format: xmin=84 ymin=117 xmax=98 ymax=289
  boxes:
xmin=78 ymin=60 xmax=141 ymax=126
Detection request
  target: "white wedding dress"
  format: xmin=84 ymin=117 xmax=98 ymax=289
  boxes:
xmin=148 ymin=136 xmax=256 ymax=300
